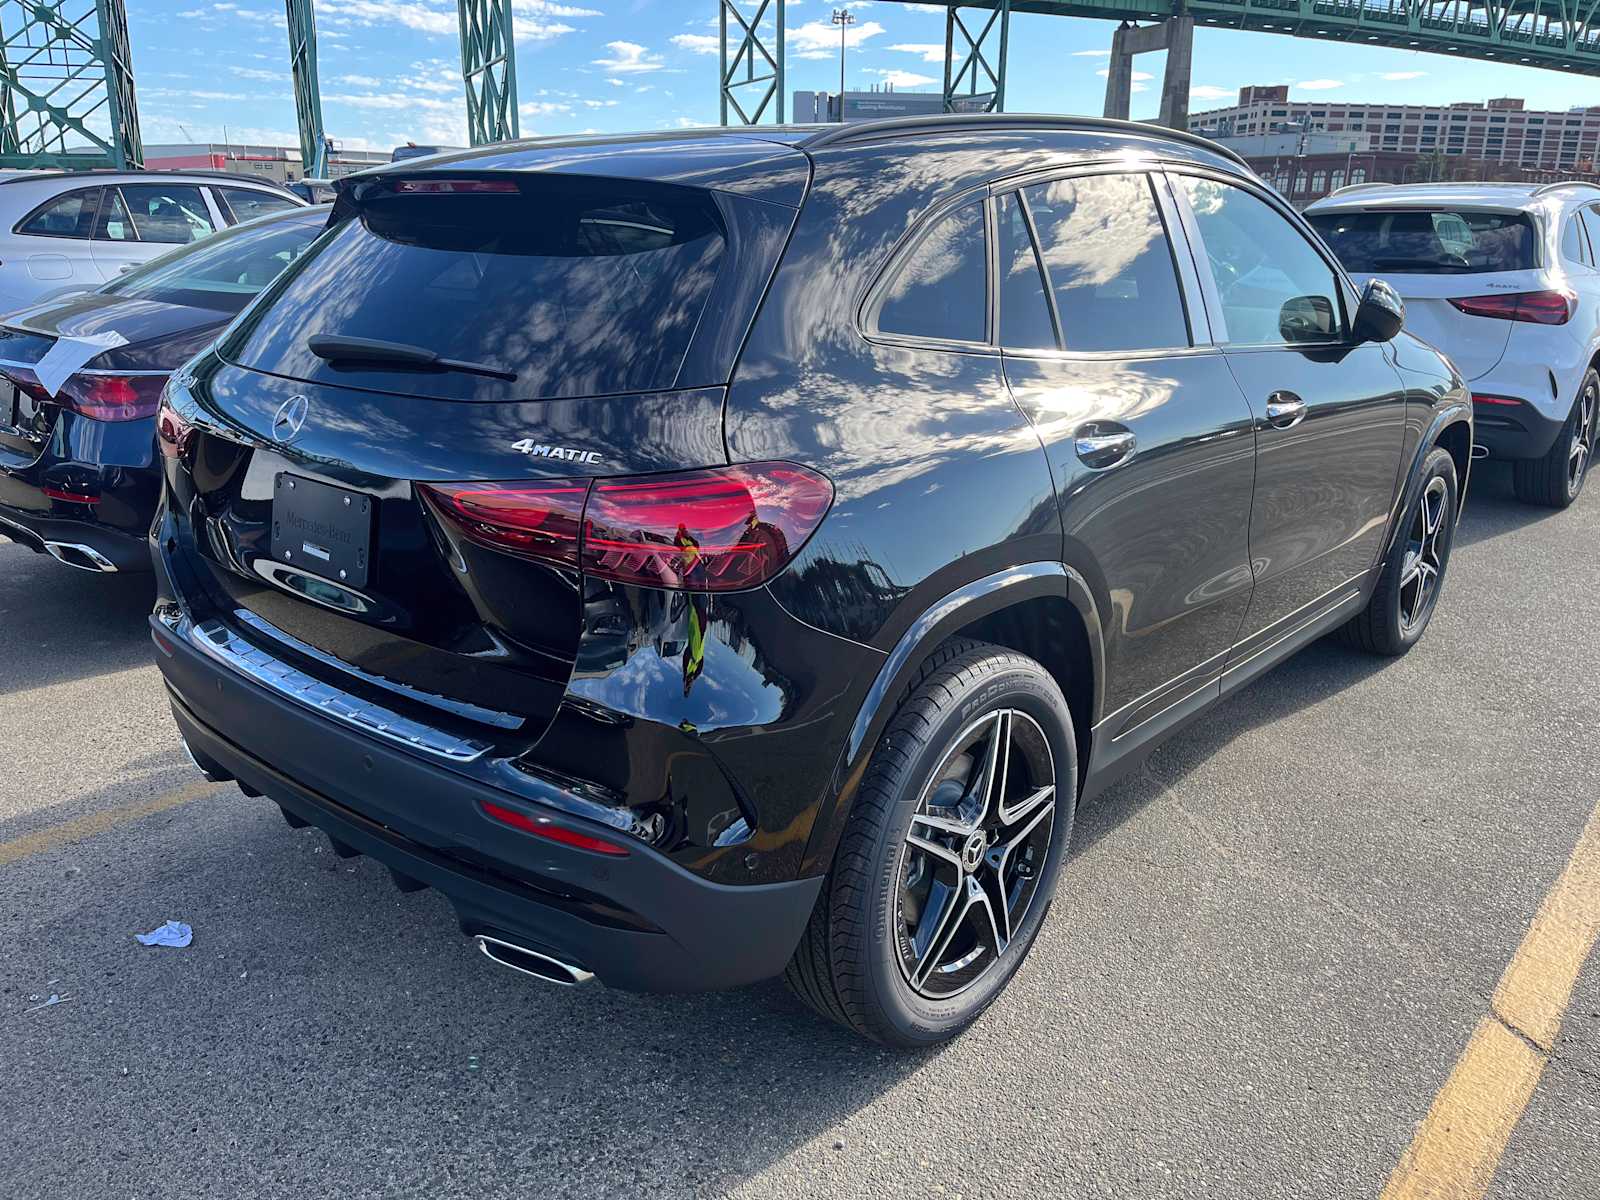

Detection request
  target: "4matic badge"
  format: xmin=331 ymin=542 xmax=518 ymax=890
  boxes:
xmin=511 ymin=440 xmax=603 ymax=466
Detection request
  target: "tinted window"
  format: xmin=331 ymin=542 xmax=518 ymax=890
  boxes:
xmin=119 ymin=184 xmax=215 ymax=244
xmin=219 ymin=187 xmax=299 ymax=223
xmin=1181 ymin=177 xmax=1341 ymax=346
xmin=1581 ymin=208 xmax=1600 ymax=266
xmin=1023 ymin=174 xmax=1189 ymax=353
xmin=102 ymin=212 xmax=324 ymax=314
xmin=229 ymin=179 xmax=726 ymax=401
xmin=16 ymin=188 xmax=101 ymax=239
xmin=874 ymin=201 xmax=987 ymax=344
xmin=996 ymin=192 xmax=1056 ymax=351
xmin=1306 ymin=208 xmax=1537 ymax=274
xmin=1562 ymin=216 xmax=1589 ymax=265
xmin=95 ymin=188 xmax=135 ymax=241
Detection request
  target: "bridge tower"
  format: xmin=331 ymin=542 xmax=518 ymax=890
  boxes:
xmin=1101 ymin=14 xmax=1195 ymax=131
xmin=285 ymin=0 xmax=328 ymax=176
xmin=459 ymin=0 xmax=519 ymax=144
xmin=943 ymin=0 xmax=1011 ymax=114
xmin=0 ymin=0 xmax=141 ymax=169
xmin=719 ymin=0 xmax=784 ymax=125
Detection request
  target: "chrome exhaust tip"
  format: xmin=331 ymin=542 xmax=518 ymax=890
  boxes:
xmin=181 ymin=739 xmax=232 ymax=784
xmin=43 ymin=540 xmax=117 ymax=572
xmin=1470 ymin=444 xmax=1489 ymax=460
xmin=474 ymin=934 xmax=594 ymax=987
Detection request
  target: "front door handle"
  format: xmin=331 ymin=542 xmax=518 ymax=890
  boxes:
xmin=1074 ymin=425 xmax=1137 ymax=470
xmin=1264 ymin=391 xmax=1307 ymax=429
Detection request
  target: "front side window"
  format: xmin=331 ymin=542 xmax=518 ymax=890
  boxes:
xmin=219 ymin=186 xmax=300 ymax=224
xmin=95 ymin=188 xmax=135 ymax=242
xmin=16 ymin=188 xmax=101 ymax=239
xmin=1023 ymin=173 xmax=1189 ymax=353
xmin=874 ymin=200 xmax=987 ymax=344
xmin=119 ymin=184 xmax=215 ymax=244
xmin=1179 ymin=175 xmax=1342 ymax=347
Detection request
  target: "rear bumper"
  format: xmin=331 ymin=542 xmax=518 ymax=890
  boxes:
xmin=0 ymin=502 xmax=152 ymax=571
xmin=152 ymin=612 xmax=822 ymax=993
xmin=1470 ymin=397 xmax=1567 ymax=461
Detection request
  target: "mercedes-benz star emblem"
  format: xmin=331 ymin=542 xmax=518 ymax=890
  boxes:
xmin=271 ymin=394 xmax=310 ymax=443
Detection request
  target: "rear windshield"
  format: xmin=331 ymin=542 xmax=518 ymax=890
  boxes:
xmin=225 ymin=176 xmax=726 ymax=401
xmin=1306 ymin=209 xmax=1537 ymax=274
xmin=102 ymin=210 xmax=326 ymax=314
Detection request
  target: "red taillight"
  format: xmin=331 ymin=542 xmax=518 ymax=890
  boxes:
xmin=421 ymin=461 xmax=833 ymax=593
xmin=53 ymin=372 xmax=167 ymax=421
xmin=1449 ymin=290 xmax=1573 ymax=325
xmin=422 ymin=479 xmax=587 ymax=565
xmin=42 ymin=484 xmax=98 ymax=504
xmin=393 ymin=178 xmax=519 ymax=194
xmin=1472 ymin=393 xmax=1523 ymax=407
xmin=157 ymin=398 xmax=195 ymax=460
xmin=480 ymin=801 xmax=630 ymax=856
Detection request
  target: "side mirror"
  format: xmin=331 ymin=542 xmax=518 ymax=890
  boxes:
xmin=1279 ymin=294 xmax=1337 ymax=344
xmin=1353 ymin=278 xmax=1405 ymax=343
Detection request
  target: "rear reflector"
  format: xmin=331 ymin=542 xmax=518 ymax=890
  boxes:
xmin=421 ymin=461 xmax=834 ymax=593
xmin=1449 ymin=290 xmax=1572 ymax=325
xmin=393 ymin=178 xmax=520 ymax=194
xmin=53 ymin=373 xmax=167 ymax=421
xmin=1472 ymin=393 xmax=1523 ymax=407
xmin=480 ymin=801 xmax=631 ymax=856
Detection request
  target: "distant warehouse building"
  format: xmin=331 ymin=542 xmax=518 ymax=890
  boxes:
xmin=1193 ymin=86 xmax=1600 ymax=173
xmin=792 ymin=87 xmax=946 ymax=123
xmin=141 ymin=143 xmax=390 ymax=182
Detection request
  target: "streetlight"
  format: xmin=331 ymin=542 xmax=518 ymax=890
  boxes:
xmin=832 ymin=8 xmax=854 ymax=122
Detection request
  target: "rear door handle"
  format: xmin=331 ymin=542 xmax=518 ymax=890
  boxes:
xmin=1264 ymin=391 xmax=1307 ymax=429
xmin=1074 ymin=425 xmax=1137 ymax=470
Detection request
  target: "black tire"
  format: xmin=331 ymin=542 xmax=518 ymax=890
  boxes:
xmin=1339 ymin=445 xmax=1458 ymax=657
xmin=1512 ymin=368 xmax=1598 ymax=509
xmin=784 ymin=639 xmax=1077 ymax=1046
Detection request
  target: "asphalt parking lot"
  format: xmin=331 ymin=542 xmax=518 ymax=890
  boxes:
xmin=2 ymin=459 xmax=1598 ymax=1200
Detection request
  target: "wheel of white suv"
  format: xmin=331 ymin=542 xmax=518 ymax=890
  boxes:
xmin=1513 ymin=368 xmax=1598 ymax=509
xmin=1340 ymin=445 xmax=1458 ymax=657
xmin=785 ymin=639 xmax=1077 ymax=1046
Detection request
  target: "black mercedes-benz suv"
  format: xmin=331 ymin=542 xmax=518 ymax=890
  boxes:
xmin=150 ymin=117 xmax=1471 ymax=1046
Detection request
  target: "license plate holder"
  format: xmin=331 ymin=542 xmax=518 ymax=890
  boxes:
xmin=271 ymin=474 xmax=373 ymax=589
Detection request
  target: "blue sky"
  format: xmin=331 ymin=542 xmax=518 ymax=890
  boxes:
xmin=127 ymin=0 xmax=1600 ymax=154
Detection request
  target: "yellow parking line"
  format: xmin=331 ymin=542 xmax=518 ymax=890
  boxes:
xmin=0 ymin=781 xmax=218 ymax=867
xmin=1381 ymin=800 xmax=1600 ymax=1200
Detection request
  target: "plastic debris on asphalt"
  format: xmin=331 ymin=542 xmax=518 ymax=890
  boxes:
xmin=25 ymin=993 xmax=71 ymax=1014
xmin=134 ymin=921 xmax=193 ymax=948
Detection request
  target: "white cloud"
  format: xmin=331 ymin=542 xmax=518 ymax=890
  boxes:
xmin=593 ymin=40 xmax=664 ymax=74
xmin=1190 ymin=84 xmax=1234 ymax=101
xmin=887 ymin=42 xmax=944 ymax=64
xmin=1097 ymin=68 xmax=1153 ymax=82
xmin=1381 ymin=70 xmax=1427 ymax=80
xmin=1295 ymin=78 xmax=1345 ymax=90
xmin=864 ymin=68 xmax=937 ymax=89
xmin=1071 ymin=49 xmax=1111 ymax=57
xmin=789 ymin=19 xmax=884 ymax=60
xmin=582 ymin=98 xmax=619 ymax=108
xmin=670 ymin=33 xmax=719 ymax=56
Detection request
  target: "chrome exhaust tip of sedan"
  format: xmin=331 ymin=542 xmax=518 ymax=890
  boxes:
xmin=474 ymin=934 xmax=595 ymax=987
xmin=1470 ymin=444 xmax=1490 ymax=460
xmin=43 ymin=540 xmax=117 ymax=572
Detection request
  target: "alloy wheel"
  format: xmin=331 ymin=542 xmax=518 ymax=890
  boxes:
xmin=1399 ymin=475 xmax=1449 ymax=634
xmin=894 ymin=709 xmax=1057 ymax=1000
xmin=1568 ymin=379 xmax=1597 ymax=496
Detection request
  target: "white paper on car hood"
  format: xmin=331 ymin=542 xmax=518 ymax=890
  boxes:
xmin=33 ymin=330 xmax=130 ymax=398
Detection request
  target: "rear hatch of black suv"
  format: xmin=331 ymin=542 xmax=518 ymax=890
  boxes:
xmin=158 ymin=142 xmax=809 ymax=753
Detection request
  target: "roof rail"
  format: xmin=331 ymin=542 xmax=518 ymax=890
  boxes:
xmin=0 ymin=167 xmax=300 ymax=193
xmin=796 ymin=113 xmax=1251 ymax=169
xmin=1532 ymin=180 xmax=1600 ymax=198
xmin=1322 ymin=182 xmax=1394 ymax=199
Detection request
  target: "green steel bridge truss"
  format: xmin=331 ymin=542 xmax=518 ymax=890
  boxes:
xmin=0 ymin=0 xmax=141 ymax=169
xmin=720 ymin=0 xmax=1600 ymax=128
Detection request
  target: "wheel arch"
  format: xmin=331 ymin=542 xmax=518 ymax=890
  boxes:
xmin=798 ymin=562 xmax=1104 ymax=877
xmin=1385 ymin=405 xmax=1473 ymax=561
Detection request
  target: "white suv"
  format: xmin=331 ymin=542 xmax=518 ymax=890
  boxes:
xmin=0 ymin=171 xmax=305 ymax=315
xmin=1307 ymin=181 xmax=1600 ymax=508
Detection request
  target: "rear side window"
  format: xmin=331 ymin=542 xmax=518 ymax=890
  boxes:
xmin=1023 ymin=174 xmax=1189 ymax=353
xmin=872 ymin=200 xmax=987 ymax=344
xmin=16 ymin=188 xmax=101 ymax=239
xmin=1306 ymin=208 xmax=1537 ymax=274
xmin=119 ymin=183 xmax=216 ymax=244
xmin=219 ymin=187 xmax=300 ymax=223
xmin=229 ymin=177 xmax=727 ymax=401
xmin=1580 ymin=207 xmax=1600 ymax=266
xmin=1562 ymin=216 xmax=1590 ymax=266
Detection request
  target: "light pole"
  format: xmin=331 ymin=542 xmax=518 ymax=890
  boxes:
xmin=832 ymin=8 xmax=854 ymax=122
